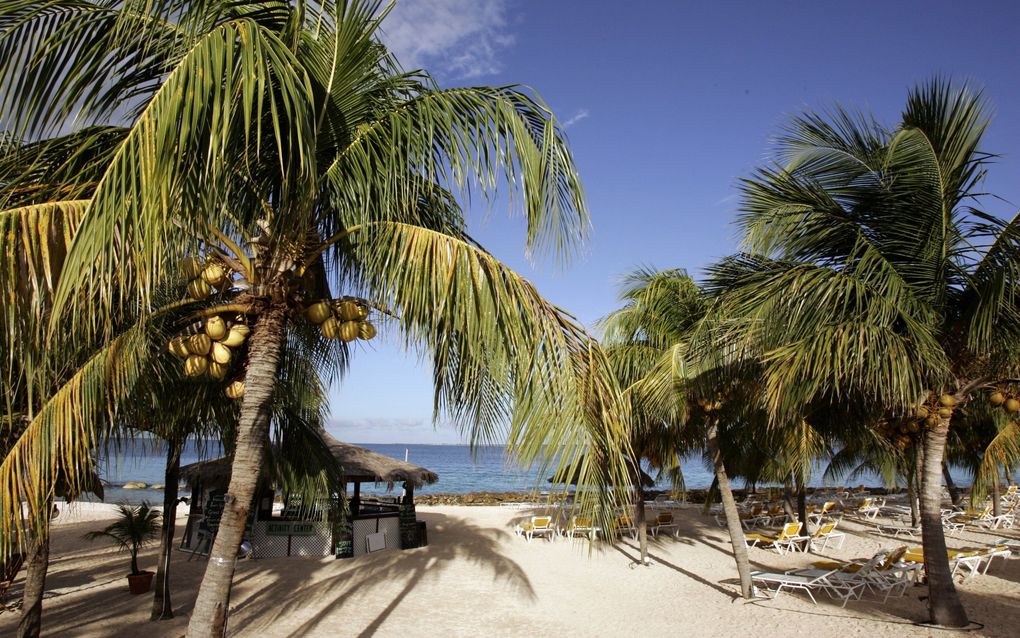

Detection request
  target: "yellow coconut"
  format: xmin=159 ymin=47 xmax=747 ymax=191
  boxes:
xmin=337 ymin=300 xmax=360 ymax=321
xmin=990 ymin=391 xmax=1006 ymax=406
xmin=205 ymin=316 xmax=228 ymax=341
xmin=925 ymin=414 xmax=939 ymax=428
xmin=354 ymin=304 xmax=370 ymax=321
xmin=184 ymin=355 xmax=208 ymax=377
xmin=168 ymin=336 xmax=190 ymax=358
xmin=320 ymin=317 xmax=340 ymax=339
xmin=939 ymin=394 xmax=958 ymax=407
xmin=180 ymin=256 xmax=204 ymax=279
xmin=210 ymin=342 xmax=232 ymax=365
xmin=1006 ymin=398 xmax=1020 ymax=413
xmin=937 ymin=406 xmax=953 ymax=418
xmin=914 ymin=406 xmax=929 ymax=419
xmin=305 ymin=301 xmax=333 ymax=325
xmin=357 ymin=321 xmax=377 ymax=340
xmin=207 ymin=360 xmax=228 ymax=380
xmin=187 ymin=333 xmax=212 ymax=356
xmin=225 ymin=381 xmax=245 ymax=399
xmin=201 ymin=262 xmax=226 ymax=286
xmin=221 ymin=324 xmax=250 ymax=347
xmin=188 ymin=278 xmax=212 ymax=300
xmin=339 ymin=320 xmax=359 ymax=342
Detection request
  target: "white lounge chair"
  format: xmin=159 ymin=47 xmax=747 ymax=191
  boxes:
xmin=750 ymin=569 xmax=837 ymax=604
xmin=745 ymin=522 xmax=803 ymax=554
xmin=517 ymin=515 xmax=557 ymax=542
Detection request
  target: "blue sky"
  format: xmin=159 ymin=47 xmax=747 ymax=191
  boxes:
xmin=329 ymin=0 xmax=1020 ymax=443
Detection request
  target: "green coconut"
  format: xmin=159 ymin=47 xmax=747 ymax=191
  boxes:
xmin=939 ymin=394 xmax=958 ymax=408
xmin=205 ymin=316 xmax=228 ymax=341
xmin=305 ymin=301 xmax=333 ymax=325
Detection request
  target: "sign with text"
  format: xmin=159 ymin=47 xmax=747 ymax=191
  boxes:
xmin=265 ymin=521 xmax=317 ymax=536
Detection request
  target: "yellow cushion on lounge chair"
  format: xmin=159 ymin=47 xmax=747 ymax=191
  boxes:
xmin=745 ymin=533 xmax=777 ymax=543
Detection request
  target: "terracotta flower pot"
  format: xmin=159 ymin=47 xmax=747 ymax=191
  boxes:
xmin=127 ymin=571 xmax=154 ymax=595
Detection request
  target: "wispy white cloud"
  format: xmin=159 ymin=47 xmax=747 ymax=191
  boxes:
xmin=380 ymin=0 xmax=515 ymax=80
xmin=714 ymin=193 xmax=738 ymax=206
xmin=563 ymin=108 xmax=589 ymax=127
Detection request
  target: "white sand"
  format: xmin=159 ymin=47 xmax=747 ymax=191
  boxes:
xmin=2 ymin=502 xmax=1018 ymax=637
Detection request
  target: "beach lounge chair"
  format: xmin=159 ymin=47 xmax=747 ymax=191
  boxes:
xmin=647 ymin=512 xmax=680 ymax=538
xmin=1 ymin=552 xmax=26 ymax=611
xmin=517 ymin=515 xmax=556 ymax=542
xmin=807 ymin=501 xmax=836 ymax=524
xmin=877 ymin=523 xmax=921 ymax=538
xmin=902 ymin=545 xmax=1011 ymax=580
xmin=850 ymin=498 xmax=882 ymax=520
xmin=564 ymin=516 xmax=600 ymax=539
xmin=616 ymin=514 xmax=637 ymax=540
xmin=794 ymin=549 xmax=906 ymax=605
xmin=750 ymin=569 xmax=837 ymax=604
xmin=802 ymin=520 xmax=846 ymax=552
xmin=745 ymin=521 xmax=803 ymax=554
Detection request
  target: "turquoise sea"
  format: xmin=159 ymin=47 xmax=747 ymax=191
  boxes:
xmin=89 ymin=439 xmax=1001 ymax=506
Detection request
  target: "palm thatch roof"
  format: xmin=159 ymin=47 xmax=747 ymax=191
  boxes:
xmin=180 ymin=431 xmax=439 ymax=490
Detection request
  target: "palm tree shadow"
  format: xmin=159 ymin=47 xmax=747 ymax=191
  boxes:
xmin=612 ymin=540 xmax=739 ymax=600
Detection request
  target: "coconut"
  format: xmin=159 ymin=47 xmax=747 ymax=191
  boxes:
xmin=305 ymin=301 xmax=333 ymax=325
xmin=205 ymin=316 xmax=228 ymax=341
xmin=206 ymin=360 xmax=227 ymax=380
xmin=184 ymin=355 xmax=208 ymax=377
xmin=225 ymin=381 xmax=245 ymax=399
xmin=180 ymin=256 xmax=203 ymax=279
xmin=168 ymin=336 xmax=190 ymax=358
xmin=939 ymin=394 xmax=958 ymax=407
xmin=339 ymin=320 xmax=359 ymax=342
xmin=320 ymin=317 xmax=340 ymax=339
xmin=355 ymin=304 xmax=370 ymax=321
xmin=201 ymin=262 xmax=226 ymax=286
xmin=990 ymin=391 xmax=1006 ymax=406
xmin=914 ymin=406 xmax=929 ymax=419
xmin=906 ymin=420 xmax=921 ymax=433
xmin=1006 ymin=398 xmax=1020 ymax=413
xmin=221 ymin=325 xmax=250 ymax=347
xmin=188 ymin=278 xmax=212 ymax=300
xmin=357 ymin=321 xmax=377 ymax=340
xmin=925 ymin=414 xmax=940 ymax=428
xmin=210 ymin=342 xmax=231 ymax=365
xmin=937 ymin=407 xmax=953 ymax=418
xmin=187 ymin=333 xmax=212 ymax=356
xmin=337 ymin=301 xmax=360 ymax=321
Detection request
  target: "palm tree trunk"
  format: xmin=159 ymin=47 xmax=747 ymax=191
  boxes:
xmin=706 ymin=422 xmax=752 ymax=599
xmin=920 ymin=417 xmax=968 ymax=627
xmin=187 ymin=307 xmax=287 ymax=638
xmin=795 ymin=473 xmax=809 ymax=535
xmin=17 ymin=532 xmax=49 ymax=638
xmin=942 ymin=462 xmax=962 ymax=506
xmin=992 ymin=476 xmax=1002 ymax=517
xmin=631 ymin=467 xmax=648 ymax=564
xmin=152 ymin=436 xmax=183 ymax=621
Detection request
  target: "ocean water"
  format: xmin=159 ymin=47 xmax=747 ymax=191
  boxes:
xmin=88 ymin=440 xmax=998 ymax=505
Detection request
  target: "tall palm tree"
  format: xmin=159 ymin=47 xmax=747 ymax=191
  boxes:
xmin=708 ymin=79 xmax=1020 ymax=627
xmin=601 ymin=268 xmax=759 ymax=599
xmin=0 ymin=3 xmax=631 ymax=635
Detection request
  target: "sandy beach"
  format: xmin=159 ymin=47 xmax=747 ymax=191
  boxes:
xmin=1 ymin=502 xmax=1017 ymax=637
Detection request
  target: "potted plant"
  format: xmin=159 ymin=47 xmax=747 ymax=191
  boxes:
xmin=85 ymin=502 xmax=162 ymax=595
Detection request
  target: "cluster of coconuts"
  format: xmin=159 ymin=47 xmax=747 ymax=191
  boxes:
xmin=912 ymin=394 xmax=960 ymax=429
xmin=876 ymin=419 xmax=921 ymax=450
xmin=305 ymin=299 xmax=377 ymax=342
xmin=987 ymin=390 xmax=1020 ymax=413
xmin=180 ymin=256 xmax=230 ymax=301
xmin=168 ymin=315 xmax=249 ymax=398
xmin=695 ymin=395 xmax=725 ymax=413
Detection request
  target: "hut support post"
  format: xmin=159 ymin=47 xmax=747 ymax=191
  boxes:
xmin=399 ymin=482 xmax=419 ymax=549
xmin=334 ymin=483 xmax=353 ymax=559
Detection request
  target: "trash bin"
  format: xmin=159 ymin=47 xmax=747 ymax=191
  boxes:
xmin=417 ymin=520 xmax=428 ymax=547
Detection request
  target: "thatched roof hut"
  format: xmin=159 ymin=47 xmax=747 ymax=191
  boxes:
xmin=180 ymin=431 xmax=439 ymax=491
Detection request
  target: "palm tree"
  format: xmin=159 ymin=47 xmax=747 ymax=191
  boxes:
xmin=601 ymin=268 xmax=759 ymax=599
xmin=708 ymin=79 xmax=1020 ymax=627
xmin=0 ymin=3 xmax=631 ymax=635
xmin=84 ymin=503 xmax=162 ymax=576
